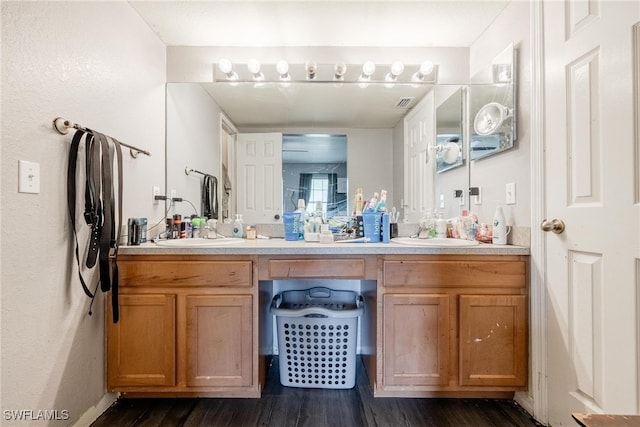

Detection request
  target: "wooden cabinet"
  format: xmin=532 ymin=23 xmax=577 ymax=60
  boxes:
xmin=377 ymin=255 xmax=528 ymax=397
xmin=107 ymin=255 xmax=258 ymax=397
xmin=459 ymin=294 xmax=527 ymax=387
xmin=107 ymin=293 xmax=176 ymax=387
xmin=382 ymin=294 xmax=449 ymax=387
xmin=108 ymin=252 xmax=528 ymax=399
xmin=185 ymin=294 xmax=253 ymax=388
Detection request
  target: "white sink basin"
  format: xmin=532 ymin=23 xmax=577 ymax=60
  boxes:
xmin=154 ymin=238 xmax=245 ymax=247
xmin=392 ymin=237 xmax=480 ymax=247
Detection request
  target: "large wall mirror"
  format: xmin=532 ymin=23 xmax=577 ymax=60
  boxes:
xmin=165 ymin=44 xmax=516 ymax=224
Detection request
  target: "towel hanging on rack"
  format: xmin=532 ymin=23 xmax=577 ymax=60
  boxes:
xmin=202 ymin=174 xmax=218 ymax=220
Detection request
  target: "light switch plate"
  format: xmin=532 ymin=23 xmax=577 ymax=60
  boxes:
xmin=506 ymin=182 xmax=516 ymax=204
xmin=18 ymin=160 xmax=40 ymax=194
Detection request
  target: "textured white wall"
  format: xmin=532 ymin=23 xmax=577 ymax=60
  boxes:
xmin=469 ymin=1 xmax=531 ymax=229
xmin=1 ymin=2 xmax=166 ymax=425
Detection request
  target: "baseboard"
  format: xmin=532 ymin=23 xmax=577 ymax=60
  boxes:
xmin=514 ymin=391 xmax=534 ymax=418
xmin=72 ymin=392 xmax=118 ymax=427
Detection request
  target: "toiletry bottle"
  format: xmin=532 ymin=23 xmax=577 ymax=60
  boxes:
xmin=191 ymin=218 xmax=201 ymax=238
xmin=435 ymin=211 xmax=447 ymax=238
xmin=296 ymin=199 xmax=309 ymax=239
xmin=354 ymin=188 xmax=364 ymax=215
xmin=375 ymin=190 xmax=387 ymax=212
xmin=365 ymin=192 xmax=379 ymax=212
xmin=313 ymin=201 xmax=325 ymax=224
xmin=492 ymin=202 xmax=507 ymax=245
xmin=172 ymin=214 xmax=182 ymax=239
xmin=233 ymin=213 xmax=244 ymax=238
xmin=382 ymin=212 xmax=391 ymax=243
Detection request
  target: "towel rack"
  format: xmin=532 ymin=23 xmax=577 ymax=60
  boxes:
xmin=185 ymin=166 xmax=213 ymax=176
xmin=53 ymin=117 xmax=151 ymax=158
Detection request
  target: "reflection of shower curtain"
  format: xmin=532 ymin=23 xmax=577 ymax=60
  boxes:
xmin=221 ymin=164 xmax=231 ymax=221
xmin=327 ymin=173 xmax=337 ymax=210
xmin=298 ymin=173 xmax=312 ymax=207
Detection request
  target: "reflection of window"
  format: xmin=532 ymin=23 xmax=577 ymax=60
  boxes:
xmin=307 ymin=175 xmax=328 ymax=214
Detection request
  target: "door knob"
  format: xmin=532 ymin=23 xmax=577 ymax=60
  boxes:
xmin=540 ymin=219 xmax=565 ymax=234
xmin=274 ymin=214 xmax=281 ymax=220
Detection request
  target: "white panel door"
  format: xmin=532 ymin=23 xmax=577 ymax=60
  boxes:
xmin=403 ymin=91 xmax=435 ymax=223
xmin=236 ymin=132 xmax=283 ymax=224
xmin=544 ymin=1 xmax=640 ymax=425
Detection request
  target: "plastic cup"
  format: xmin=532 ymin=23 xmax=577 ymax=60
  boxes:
xmin=362 ymin=211 xmax=382 ymax=243
xmin=283 ymin=212 xmax=302 ymax=241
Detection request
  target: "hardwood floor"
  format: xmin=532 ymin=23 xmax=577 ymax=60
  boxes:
xmin=92 ymin=357 xmax=543 ymax=427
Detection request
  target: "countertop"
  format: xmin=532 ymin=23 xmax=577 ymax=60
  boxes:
xmin=119 ymin=238 xmax=530 ymax=256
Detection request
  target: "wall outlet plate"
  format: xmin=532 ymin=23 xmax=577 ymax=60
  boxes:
xmin=473 ymin=187 xmax=482 ymax=205
xmin=152 ymin=186 xmax=160 ymax=205
xmin=506 ymin=182 xmax=516 ymax=204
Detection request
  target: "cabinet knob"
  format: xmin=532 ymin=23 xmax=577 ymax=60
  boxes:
xmin=274 ymin=214 xmax=281 ymax=220
xmin=540 ymin=219 xmax=565 ymax=234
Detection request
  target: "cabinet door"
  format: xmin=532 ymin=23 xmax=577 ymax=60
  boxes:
xmin=186 ymin=295 xmax=253 ymax=387
xmin=383 ymin=294 xmax=449 ymax=386
xmin=459 ymin=295 xmax=527 ymax=387
xmin=107 ymin=294 xmax=176 ymax=388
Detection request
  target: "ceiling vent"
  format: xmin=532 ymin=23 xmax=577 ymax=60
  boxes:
xmin=394 ymin=97 xmax=415 ymax=108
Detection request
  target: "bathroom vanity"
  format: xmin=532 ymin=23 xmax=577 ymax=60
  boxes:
xmin=108 ymin=241 xmax=529 ymax=399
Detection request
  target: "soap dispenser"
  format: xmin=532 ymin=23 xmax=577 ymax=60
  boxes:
xmin=232 ymin=214 xmax=244 ymax=238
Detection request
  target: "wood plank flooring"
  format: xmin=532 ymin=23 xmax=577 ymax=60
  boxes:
xmin=91 ymin=357 xmax=543 ymax=427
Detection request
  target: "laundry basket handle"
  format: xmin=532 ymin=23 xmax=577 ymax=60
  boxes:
xmin=307 ymin=287 xmax=331 ymax=299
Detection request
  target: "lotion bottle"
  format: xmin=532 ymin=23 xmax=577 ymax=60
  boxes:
xmin=492 ymin=202 xmax=507 ymax=245
xmin=232 ymin=214 xmax=244 ymax=238
xmin=435 ymin=211 xmax=447 ymax=238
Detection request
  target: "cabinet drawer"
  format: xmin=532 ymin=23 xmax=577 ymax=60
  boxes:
xmin=267 ymin=258 xmax=366 ymax=279
xmin=119 ymin=260 xmax=252 ymax=287
xmin=383 ymin=260 xmax=526 ymax=288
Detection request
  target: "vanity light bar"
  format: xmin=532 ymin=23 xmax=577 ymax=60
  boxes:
xmin=214 ymin=61 xmax=438 ymax=84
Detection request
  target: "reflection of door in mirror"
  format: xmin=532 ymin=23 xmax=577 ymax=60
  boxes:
xmin=282 ymin=134 xmax=347 ymax=221
xmin=236 ymin=133 xmax=283 ymax=224
xmin=219 ymin=114 xmax=236 ymax=223
xmin=435 ymin=86 xmax=464 ymax=173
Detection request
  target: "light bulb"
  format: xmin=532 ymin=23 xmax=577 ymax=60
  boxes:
xmin=247 ymin=59 xmax=264 ymax=81
xmin=384 ymin=62 xmax=404 ymax=87
xmin=305 ymin=60 xmax=317 ymax=80
xmin=419 ymin=61 xmax=434 ymax=76
xmin=219 ymin=58 xmax=233 ymax=74
xmin=412 ymin=61 xmax=435 ymax=82
xmin=334 ymin=62 xmax=347 ymax=80
xmin=276 ymin=60 xmax=290 ymax=80
xmin=361 ymin=61 xmax=376 ymax=78
xmin=390 ymin=61 xmax=404 ymax=77
xmin=247 ymin=59 xmax=261 ymax=74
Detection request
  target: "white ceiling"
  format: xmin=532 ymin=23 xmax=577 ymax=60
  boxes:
xmin=129 ymin=1 xmax=510 ymax=48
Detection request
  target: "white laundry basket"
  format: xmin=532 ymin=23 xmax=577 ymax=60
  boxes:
xmin=270 ymin=287 xmax=364 ymax=389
